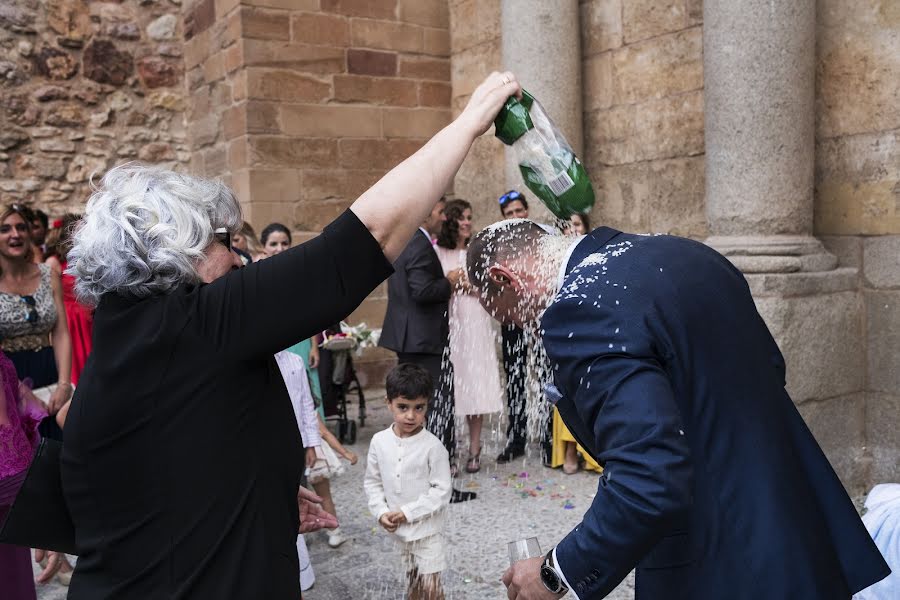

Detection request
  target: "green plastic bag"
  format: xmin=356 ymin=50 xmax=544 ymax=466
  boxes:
xmin=494 ymin=90 xmax=595 ymax=220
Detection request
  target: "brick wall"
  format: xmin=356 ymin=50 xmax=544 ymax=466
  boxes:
xmin=186 ymin=0 xmax=452 ymax=386
xmin=0 ymin=0 xmax=189 ymax=211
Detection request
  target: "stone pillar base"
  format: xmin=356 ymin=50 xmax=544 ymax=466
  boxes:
xmin=706 ymin=235 xmax=838 ymax=273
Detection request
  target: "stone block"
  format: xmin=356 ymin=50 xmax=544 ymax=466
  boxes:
xmin=623 ymin=0 xmax=687 ymax=44
xmin=817 ymin=7 xmax=900 ymax=138
xmin=202 ymin=52 xmax=226 ymax=83
xmin=321 ymin=0 xmax=398 ymax=20
xmin=183 ymin=31 xmax=211 ymax=71
xmin=797 ymin=394 xmax=868 ymax=495
xmin=243 ymin=201 xmax=297 ymax=228
xmin=583 ymin=52 xmax=613 ymax=112
xmin=184 ymin=0 xmax=215 ymax=40
xmin=148 ymin=14 xmax=178 ymax=41
xmin=293 ymin=199 xmax=352 ymax=231
xmin=212 ymin=10 xmax=242 ymax=51
xmin=398 ymin=0 xmax=448 ymax=28
xmin=240 ymin=0 xmax=318 ymax=9
xmin=138 ymin=57 xmax=183 ymax=88
xmin=382 ymin=108 xmax=450 ymax=138
xmin=820 ymin=235 xmax=863 ymax=270
xmin=139 ymin=142 xmax=177 ymax=163
xmin=580 ymin=0 xmax=623 ymax=56
xmin=33 ymin=46 xmax=79 ymax=80
xmin=0 ymin=128 xmax=29 ymax=151
xmin=450 ymin=38 xmax=501 ymax=103
xmin=44 ymin=104 xmax=85 ymax=127
xmin=337 ymin=139 xmax=423 ymax=170
xmin=222 ymin=104 xmax=246 ymax=140
xmin=242 ymin=40 xmax=346 ymax=74
xmin=744 ymin=268 xmax=858 ymax=298
xmin=292 ymin=12 xmax=350 ymax=46
xmin=753 ymin=290 xmax=864 ymax=403
xmin=34 ymin=84 xmax=70 ymax=103
xmin=453 ymin=134 xmax=505 ymax=230
xmin=223 ymin=41 xmax=243 ymax=73
xmin=38 ymin=140 xmax=76 ymax=153
xmin=350 ymin=18 xmax=422 ymax=53
xmin=245 ymin=68 xmax=332 ymax=102
xmin=590 ymin=156 xmax=707 ymax=238
xmin=246 ymin=101 xmax=280 ymax=133
xmin=418 ymin=81 xmax=451 ymax=107
xmin=14 ymin=155 xmax=68 ymax=180
xmin=47 ymin=0 xmax=91 ymax=48
xmin=189 ymin=114 xmax=220 ymax=147
xmin=866 ymin=290 xmax=900 ymax=393
xmin=334 ymin=75 xmax=418 ymax=106
xmin=248 ymin=136 xmax=339 ymax=169
xmin=234 ymin=168 xmax=302 ymax=204
xmin=398 ymin=56 xmax=449 ymax=80
xmin=348 ymin=49 xmax=397 ymax=76
xmin=345 ymin=295 xmax=388 ymax=330
xmin=611 ymin=28 xmax=703 ymax=105
xmin=815 ymin=179 xmax=900 ymax=236
xmin=686 ymin=0 xmax=703 ymax=25
xmin=448 ymin=0 xmax=499 ymax=54
xmin=423 ymin=27 xmax=450 ymax=56
xmin=148 ymin=90 xmax=185 ymax=112
xmin=867 ymin=392 xmax=900 ymax=484
xmin=587 ymin=91 xmax=704 ymax=165
xmin=241 ymin=7 xmax=291 ymax=41
xmin=302 ymin=168 xmax=384 ymax=203
xmin=863 ymin=236 xmax=900 ymax=288
xmin=280 ymin=105 xmax=382 ymax=138
xmin=227 ymin=137 xmax=248 ymax=172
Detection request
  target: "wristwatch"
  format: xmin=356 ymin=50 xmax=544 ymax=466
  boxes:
xmin=540 ymin=549 xmax=569 ymax=595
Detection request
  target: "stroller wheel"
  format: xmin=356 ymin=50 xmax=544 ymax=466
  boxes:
xmin=338 ymin=419 xmax=347 ymax=443
xmin=346 ymin=421 xmax=357 ymax=445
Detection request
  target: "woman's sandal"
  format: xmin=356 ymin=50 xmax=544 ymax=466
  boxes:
xmin=465 ymin=451 xmax=481 ymax=474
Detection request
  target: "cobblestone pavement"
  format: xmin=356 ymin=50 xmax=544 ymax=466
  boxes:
xmin=37 ymin=394 xmax=633 ymax=599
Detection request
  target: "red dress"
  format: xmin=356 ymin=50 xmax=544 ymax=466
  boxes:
xmin=61 ymin=261 xmax=93 ymax=385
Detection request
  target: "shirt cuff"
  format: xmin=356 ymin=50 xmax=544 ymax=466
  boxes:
xmin=553 ymin=547 xmax=580 ymax=600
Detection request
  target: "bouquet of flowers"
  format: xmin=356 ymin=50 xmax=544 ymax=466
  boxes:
xmin=321 ymin=321 xmax=381 ymax=356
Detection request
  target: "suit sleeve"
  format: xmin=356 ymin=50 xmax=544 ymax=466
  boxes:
xmin=544 ymin=294 xmax=693 ymax=598
xmin=193 ymin=210 xmax=393 ymax=360
xmin=405 ymin=240 xmax=451 ymax=304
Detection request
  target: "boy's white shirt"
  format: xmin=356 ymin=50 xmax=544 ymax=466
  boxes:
xmin=364 ymin=424 xmax=452 ymax=541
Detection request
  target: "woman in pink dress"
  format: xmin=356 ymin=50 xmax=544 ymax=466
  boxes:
xmin=0 ymin=350 xmax=53 ymax=599
xmin=435 ymin=200 xmax=503 ymax=473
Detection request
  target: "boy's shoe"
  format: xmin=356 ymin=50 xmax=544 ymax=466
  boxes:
xmin=450 ymin=489 xmax=476 ymax=503
xmin=327 ymin=527 xmax=347 ymax=548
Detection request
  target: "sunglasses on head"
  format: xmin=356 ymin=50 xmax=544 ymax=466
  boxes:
xmin=21 ymin=295 xmax=39 ymax=325
xmin=498 ymin=190 xmax=522 ymax=206
xmin=214 ymin=228 xmax=231 ymax=251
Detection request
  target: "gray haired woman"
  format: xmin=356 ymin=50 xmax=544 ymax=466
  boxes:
xmin=57 ymin=71 xmax=521 ymax=599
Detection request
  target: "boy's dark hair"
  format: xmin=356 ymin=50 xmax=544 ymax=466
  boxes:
xmin=385 ymin=363 xmax=433 ymax=402
xmin=33 ymin=209 xmax=49 ymax=229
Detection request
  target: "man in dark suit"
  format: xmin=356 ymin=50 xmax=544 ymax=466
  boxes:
xmin=468 ymin=221 xmax=890 ymax=599
xmin=380 ymin=198 xmax=474 ymax=503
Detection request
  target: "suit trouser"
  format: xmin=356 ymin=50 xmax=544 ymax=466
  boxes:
xmin=501 ymin=324 xmax=527 ymax=451
xmin=396 ymin=351 xmax=455 ymax=461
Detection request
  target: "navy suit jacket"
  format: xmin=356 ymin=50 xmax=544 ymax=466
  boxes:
xmin=540 ymin=227 xmax=890 ymax=599
xmin=379 ymin=229 xmax=451 ymax=355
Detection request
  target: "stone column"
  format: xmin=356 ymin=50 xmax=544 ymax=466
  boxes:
xmin=703 ymin=0 xmax=868 ymax=494
xmin=704 ymin=0 xmax=835 ymax=273
xmin=500 ymin=0 xmax=582 ymax=200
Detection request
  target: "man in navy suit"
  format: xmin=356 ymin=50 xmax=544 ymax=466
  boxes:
xmin=467 ymin=220 xmax=889 ymax=599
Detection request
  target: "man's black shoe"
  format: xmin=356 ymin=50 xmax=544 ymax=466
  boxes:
xmin=496 ymin=446 xmax=525 ymax=464
xmin=450 ymin=489 xmax=476 ymax=503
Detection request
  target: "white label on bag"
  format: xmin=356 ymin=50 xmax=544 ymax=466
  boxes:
xmin=547 ymin=171 xmax=574 ymax=197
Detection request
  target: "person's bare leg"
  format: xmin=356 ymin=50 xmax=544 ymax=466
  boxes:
xmin=407 ymin=568 xmax=421 ymax=600
xmin=465 ymin=415 xmax=483 ymax=472
xmin=563 ymin=442 xmax=579 ymax=474
xmin=311 ymin=479 xmax=337 ymax=520
xmin=419 ymin=573 xmax=445 ymax=600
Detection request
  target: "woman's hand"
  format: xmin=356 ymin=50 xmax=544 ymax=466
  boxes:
xmin=298 ymin=486 xmax=339 ymax=533
xmin=35 ymin=550 xmax=63 ymax=584
xmin=48 ymin=382 xmax=72 ymax=415
xmin=457 ymin=71 xmax=522 ymax=139
xmin=305 ymin=447 xmax=318 ymax=469
xmin=308 ymin=343 xmax=320 ymax=369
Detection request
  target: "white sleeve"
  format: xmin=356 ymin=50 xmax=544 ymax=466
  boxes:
xmin=364 ymin=438 xmax=390 ymax=520
xmin=553 ymin=547 xmax=581 ymax=600
xmin=275 ymin=352 xmax=321 ymax=448
xmin=400 ymin=441 xmax=452 ymax=523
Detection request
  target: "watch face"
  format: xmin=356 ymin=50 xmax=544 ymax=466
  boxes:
xmin=541 ymin=564 xmax=563 ymax=593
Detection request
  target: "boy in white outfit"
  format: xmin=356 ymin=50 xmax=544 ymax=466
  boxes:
xmin=364 ymin=364 xmax=452 ymax=600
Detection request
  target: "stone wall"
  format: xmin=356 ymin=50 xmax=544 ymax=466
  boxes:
xmin=184 ymin=0 xmax=452 ymax=386
xmin=0 ymin=0 xmax=189 ymax=211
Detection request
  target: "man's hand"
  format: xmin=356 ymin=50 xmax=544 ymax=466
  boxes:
xmin=502 ymin=556 xmax=565 ymax=600
xmin=48 ymin=383 xmax=72 ymax=415
xmin=298 ymin=486 xmax=338 ymax=533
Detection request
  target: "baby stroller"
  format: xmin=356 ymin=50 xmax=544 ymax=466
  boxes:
xmin=319 ymin=327 xmax=366 ymax=445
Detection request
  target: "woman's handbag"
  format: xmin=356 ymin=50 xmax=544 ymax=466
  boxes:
xmin=0 ymin=437 xmax=76 ymax=554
